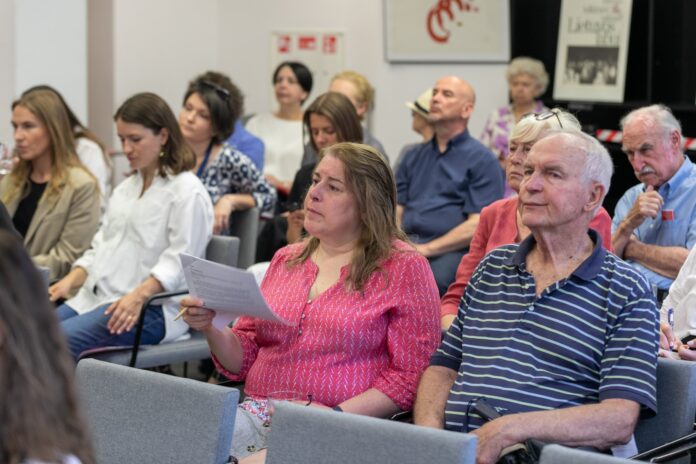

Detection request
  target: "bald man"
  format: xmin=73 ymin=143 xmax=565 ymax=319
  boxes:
xmin=396 ymin=76 xmax=504 ymax=295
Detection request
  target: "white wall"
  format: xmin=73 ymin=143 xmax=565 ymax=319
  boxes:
xmin=217 ymin=0 xmax=509 ymax=161
xmin=15 ymin=1 xmax=87 ymax=121
xmin=111 ymin=0 xmax=221 ymax=146
xmin=0 ymin=1 xmax=15 ymax=145
xmin=0 ymin=0 xmax=510 ymax=160
xmin=0 ymin=0 xmax=86 ymax=145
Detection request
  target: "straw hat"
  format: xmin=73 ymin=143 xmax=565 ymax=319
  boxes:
xmin=405 ymin=88 xmax=432 ymax=118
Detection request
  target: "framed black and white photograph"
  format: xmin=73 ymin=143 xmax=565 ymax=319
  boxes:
xmin=383 ymin=0 xmax=510 ymax=63
xmin=553 ymin=0 xmax=632 ymax=102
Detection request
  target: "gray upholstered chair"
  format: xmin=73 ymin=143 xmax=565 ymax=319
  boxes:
xmin=634 ymin=357 xmax=696 ymax=450
xmin=632 ymin=357 xmax=696 ymax=462
xmin=265 ymin=402 xmax=477 ymax=464
xmin=75 ymin=358 xmax=239 ymax=464
xmin=80 ymin=235 xmax=239 ymax=368
xmin=540 ymin=445 xmax=634 ymax=463
xmin=228 ymin=207 xmax=259 ymax=270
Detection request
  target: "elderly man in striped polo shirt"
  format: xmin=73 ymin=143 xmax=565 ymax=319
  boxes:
xmin=414 ymin=130 xmax=658 ymax=463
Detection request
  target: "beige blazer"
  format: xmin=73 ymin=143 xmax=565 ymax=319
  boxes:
xmin=0 ymin=167 xmax=101 ymax=279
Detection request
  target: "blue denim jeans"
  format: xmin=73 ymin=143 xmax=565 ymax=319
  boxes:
xmin=57 ymin=302 xmax=166 ymax=360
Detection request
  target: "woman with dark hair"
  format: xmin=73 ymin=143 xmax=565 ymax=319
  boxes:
xmin=180 ymin=71 xmax=276 ymax=233
xmin=255 ymin=91 xmax=362 ymax=262
xmin=48 ymin=92 xmax=214 ymax=359
xmin=0 ymin=89 xmax=100 ymax=280
xmin=245 ymin=61 xmax=313 ymax=195
xmin=0 ymin=231 xmax=95 ymax=464
xmin=23 ymin=85 xmax=112 ymax=205
xmin=181 ymin=142 xmax=440 ymax=461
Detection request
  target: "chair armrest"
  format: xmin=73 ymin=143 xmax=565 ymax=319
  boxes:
xmin=129 ymin=289 xmax=189 ymax=367
xmin=143 ymin=289 xmax=188 ymax=309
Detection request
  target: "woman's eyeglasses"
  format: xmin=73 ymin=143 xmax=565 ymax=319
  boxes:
xmin=522 ymin=110 xmax=563 ymax=129
xmin=200 ymin=80 xmax=230 ymax=100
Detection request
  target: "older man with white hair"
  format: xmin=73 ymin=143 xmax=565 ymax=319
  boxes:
xmin=612 ymin=104 xmax=696 ymax=300
xmin=414 ymin=130 xmax=658 ymax=464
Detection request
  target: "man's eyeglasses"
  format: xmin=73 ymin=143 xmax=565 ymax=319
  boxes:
xmin=522 ymin=110 xmax=563 ymax=129
xmin=200 ymin=80 xmax=230 ymax=100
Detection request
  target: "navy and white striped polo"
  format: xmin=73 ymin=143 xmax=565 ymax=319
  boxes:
xmin=431 ymin=230 xmax=658 ymax=432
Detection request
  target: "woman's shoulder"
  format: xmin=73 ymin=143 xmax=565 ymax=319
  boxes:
xmin=76 ymin=136 xmax=102 ymax=154
xmin=66 ymin=166 xmax=99 ymax=187
xmin=489 ymin=104 xmax=513 ymax=119
xmin=482 ymin=196 xmax=518 ymax=217
xmin=245 ymin=112 xmax=273 ymax=128
xmin=274 ymin=241 xmax=306 ymax=261
xmin=383 ymin=240 xmax=425 ymax=268
xmin=167 ymin=170 xmax=205 ymax=187
xmin=218 ymin=144 xmax=257 ymax=168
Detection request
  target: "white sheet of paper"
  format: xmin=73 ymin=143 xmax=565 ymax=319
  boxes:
xmin=179 ymin=253 xmax=293 ymax=330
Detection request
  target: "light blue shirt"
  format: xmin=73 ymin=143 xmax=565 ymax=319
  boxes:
xmin=612 ymin=156 xmax=696 ymax=290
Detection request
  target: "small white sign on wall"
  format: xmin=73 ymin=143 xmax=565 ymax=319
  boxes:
xmin=271 ymin=30 xmax=346 ymax=102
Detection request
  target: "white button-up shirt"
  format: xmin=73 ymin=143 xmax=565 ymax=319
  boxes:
xmin=67 ymin=170 xmax=213 ymax=341
xmin=662 ymin=244 xmax=696 ymax=340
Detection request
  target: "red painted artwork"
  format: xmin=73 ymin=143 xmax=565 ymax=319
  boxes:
xmin=426 ymin=0 xmax=479 ymax=44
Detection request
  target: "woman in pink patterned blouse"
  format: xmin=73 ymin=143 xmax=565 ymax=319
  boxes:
xmin=181 ymin=142 xmax=440 ymax=461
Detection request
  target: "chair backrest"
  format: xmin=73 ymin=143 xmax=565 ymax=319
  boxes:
xmin=75 ymin=358 xmax=239 ymax=464
xmin=207 ymin=235 xmax=240 ymax=268
xmin=228 ymin=207 xmax=259 ymax=269
xmin=634 ymin=357 xmax=696 ymax=453
xmin=540 ymin=445 xmax=633 ymax=463
xmin=265 ymin=403 xmax=477 ymax=464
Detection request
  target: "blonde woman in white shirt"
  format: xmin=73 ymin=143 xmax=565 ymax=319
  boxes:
xmin=245 ymin=61 xmax=313 ymax=196
xmin=48 ymin=92 xmax=214 ymax=360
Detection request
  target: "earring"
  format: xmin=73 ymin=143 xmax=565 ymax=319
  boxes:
xmin=159 ymin=151 xmax=165 ymax=158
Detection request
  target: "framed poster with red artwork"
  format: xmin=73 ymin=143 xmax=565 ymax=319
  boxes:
xmin=384 ymin=0 xmax=510 ymax=63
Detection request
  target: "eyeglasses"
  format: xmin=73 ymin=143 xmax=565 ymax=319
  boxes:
xmin=522 ymin=110 xmax=563 ymax=129
xmin=199 ymin=80 xmax=230 ymax=100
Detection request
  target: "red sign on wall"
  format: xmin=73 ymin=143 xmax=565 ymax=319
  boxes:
xmin=323 ymin=35 xmax=337 ymax=54
xmin=298 ymin=35 xmax=317 ymax=51
xmin=277 ymin=35 xmax=291 ymax=54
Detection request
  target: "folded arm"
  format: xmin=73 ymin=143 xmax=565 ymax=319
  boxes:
xmin=623 ymin=238 xmax=689 ymax=279
xmin=415 ymin=214 xmax=480 ymax=258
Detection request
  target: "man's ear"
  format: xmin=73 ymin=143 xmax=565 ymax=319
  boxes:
xmin=460 ymin=101 xmax=474 ymax=120
xmin=669 ymin=129 xmax=681 ymax=152
xmin=584 ymin=182 xmax=605 ymax=213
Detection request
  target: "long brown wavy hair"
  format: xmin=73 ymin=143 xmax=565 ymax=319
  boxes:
xmin=289 ymin=142 xmax=407 ymax=291
xmin=0 ymin=231 xmax=95 ymax=464
xmin=2 ymin=89 xmax=93 ymax=205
